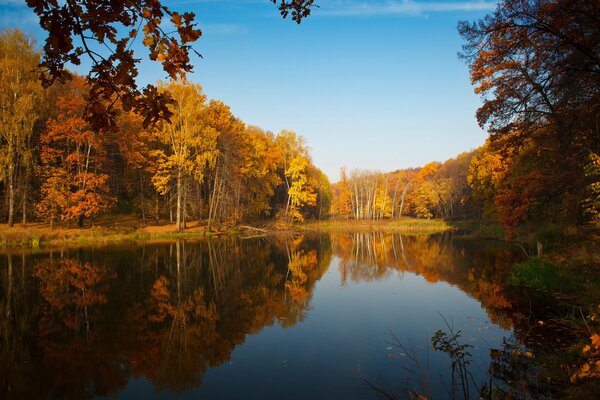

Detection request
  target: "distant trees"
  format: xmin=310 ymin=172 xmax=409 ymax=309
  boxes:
xmin=331 ymin=153 xmax=477 ymax=222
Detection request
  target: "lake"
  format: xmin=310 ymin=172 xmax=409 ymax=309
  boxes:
xmin=0 ymin=232 xmax=529 ymax=399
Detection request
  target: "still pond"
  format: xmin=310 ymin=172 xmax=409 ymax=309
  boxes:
xmin=1 ymin=232 xmax=536 ymax=399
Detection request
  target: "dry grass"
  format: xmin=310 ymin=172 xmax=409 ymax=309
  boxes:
xmin=0 ymin=216 xmax=453 ymax=248
xmin=302 ymin=218 xmax=451 ymax=234
xmin=0 ymin=215 xmax=224 ymax=248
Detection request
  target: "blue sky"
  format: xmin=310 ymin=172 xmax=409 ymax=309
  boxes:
xmin=0 ymin=0 xmax=497 ymax=181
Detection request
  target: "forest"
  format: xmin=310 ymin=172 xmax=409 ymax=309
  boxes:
xmin=330 ymin=0 xmax=600 ymax=238
xmin=0 ymin=30 xmax=331 ymax=231
xmin=0 ymin=0 xmax=599 ymax=241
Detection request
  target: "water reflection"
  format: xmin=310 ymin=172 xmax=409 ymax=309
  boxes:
xmin=334 ymin=233 xmax=517 ymax=329
xmin=0 ymin=233 xmax=527 ymax=399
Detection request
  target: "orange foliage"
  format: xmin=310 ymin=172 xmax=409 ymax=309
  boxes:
xmin=571 ymin=332 xmax=600 ymax=383
xmin=37 ymin=77 xmax=114 ymax=226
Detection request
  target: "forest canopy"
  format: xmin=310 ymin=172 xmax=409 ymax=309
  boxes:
xmin=0 ymin=29 xmax=329 ymax=229
xmin=1 ymin=0 xmax=599 ymax=239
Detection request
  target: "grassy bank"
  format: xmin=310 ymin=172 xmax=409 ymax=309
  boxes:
xmin=0 ymin=216 xmax=227 ymax=248
xmin=507 ymin=258 xmax=584 ymax=292
xmin=302 ymin=218 xmax=451 ymax=234
xmin=505 ymin=224 xmax=600 ymax=297
xmin=0 ymin=216 xmax=453 ymax=248
xmin=498 ymin=226 xmax=600 ymax=398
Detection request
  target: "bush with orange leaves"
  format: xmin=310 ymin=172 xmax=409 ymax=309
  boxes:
xmin=571 ymin=306 xmax=600 ymax=383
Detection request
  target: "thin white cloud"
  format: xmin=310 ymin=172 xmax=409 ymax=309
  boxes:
xmin=201 ymin=23 xmax=247 ymax=35
xmin=319 ymin=0 xmax=496 ymax=17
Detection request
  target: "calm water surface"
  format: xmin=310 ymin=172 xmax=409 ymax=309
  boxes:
xmin=0 ymin=232 xmax=523 ymax=399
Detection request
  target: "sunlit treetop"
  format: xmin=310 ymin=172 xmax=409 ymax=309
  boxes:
xmin=25 ymin=0 xmax=317 ymax=129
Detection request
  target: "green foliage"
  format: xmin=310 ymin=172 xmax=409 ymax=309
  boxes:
xmin=507 ymin=258 xmax=582 ymax=292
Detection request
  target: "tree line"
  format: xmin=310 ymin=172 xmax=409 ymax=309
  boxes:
xmin=0 ymin=29 xmax=330 ymax=229
xmin=330 ymin=152 xmax=475 ymax=222
xmin=2 ymin=0 xmax=599 ymax=237
xmin=332 ymin=0 xmax=600 ymax=237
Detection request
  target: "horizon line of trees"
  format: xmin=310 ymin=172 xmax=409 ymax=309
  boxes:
xmin=331 ymin=0 xmax=600 ymax=238
xmin=0 ymin=29 xmax=331 ymax=230
xmin=330 ymin=152 xmax=476 ymax=223
xmin=2 ymin=0 xmax=599 ymax=238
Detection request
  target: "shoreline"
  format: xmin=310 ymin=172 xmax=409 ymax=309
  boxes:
xmin=0 ymin=217 xmax=451 ymax=249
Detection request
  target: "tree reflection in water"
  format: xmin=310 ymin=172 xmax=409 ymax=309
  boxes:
xmin=0 ymin=233 xmax=551 ymax=399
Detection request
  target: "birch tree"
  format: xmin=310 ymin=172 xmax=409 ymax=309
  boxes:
xmin=0 ymin=30 xmax=43 ymax=226
xmin=152 ymin=81 xmax=218 ymax=231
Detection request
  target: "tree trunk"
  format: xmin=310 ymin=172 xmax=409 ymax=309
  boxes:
xmin=22 ymin=170 xmax=29 ymax=226
xmin=77 ymin=214 xmax=84 ymax=228
xmin=208 ymin=168 xmax=220 ymax=232
xmin=399 ymin=184 xmax=409 ymax=219
xmin=139 ymin=171 xmax=146 ymax=227
xmin=183 ymin=177 xmax=187 ymax=229
xmin=7 ymin=171 xmax=14 ymax=227
xmin=176 ymin=167 xmax=182 ymax=231
xmin=196 ymin=181 xmax=202 ymax=221
xmin=391 ymin=178 xmax=400 ymax=219
xmin=155 ymin=193 xmax=160 ymax=223
xmin=381 ymin=176 xmax=388 ymax=220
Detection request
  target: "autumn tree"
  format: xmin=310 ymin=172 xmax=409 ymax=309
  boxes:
xmin=152 ymin=81 xmax=218 ymax=231
xmin=468 ymin=140 xmax=512 ymax=221
xmin=436 ymin=152 xmax=477 ymax=220
xmin=460 ymin=0 xmax=600 ymax=227
xmin=0 ymin=30 xmax=43 ymax=226
xmin=276 ymin=131 xmax=317 ymax=222
xmin=311 ymin=168 xmax=332 ymax=220
xmin=37 ymin=76 xmax=115 ymax=227
xmin=331 ymin=168 xmax=352 ymax=219
xmin=405 ymin=162 xmax=438 ymax=219
xmin=202 ymin=100 xmax=245 ymax=229
xmin=115 ymin=109 xmax=158 ymax=225
xmin=241 ymin=126 xmax=283 ymax=218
